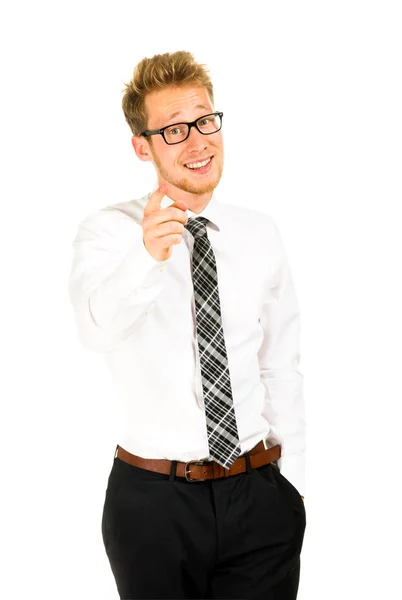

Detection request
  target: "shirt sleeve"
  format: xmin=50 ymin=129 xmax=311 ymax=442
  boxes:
xmin=68 ymin=207 xmax=170 ymax=353
xmin=258 ymin=219 xmax=306 ymax=497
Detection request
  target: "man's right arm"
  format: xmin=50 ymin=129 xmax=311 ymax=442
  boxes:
xmin=68 ymin=208 xmax=168 ymax=354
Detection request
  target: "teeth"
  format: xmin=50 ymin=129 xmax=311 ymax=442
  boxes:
xmin=186 ymin=157 xmax=211 ymax=169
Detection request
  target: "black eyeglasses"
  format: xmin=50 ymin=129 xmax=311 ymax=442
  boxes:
xmin=140 ymin=111 xmax=223 ymax=145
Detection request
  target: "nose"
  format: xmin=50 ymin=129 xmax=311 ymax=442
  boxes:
xmin=186 ymin=125 xmax=208 ymax=152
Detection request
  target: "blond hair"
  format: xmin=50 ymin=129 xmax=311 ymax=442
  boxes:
xmin=121 ymin=51 xmax=214 ymax=136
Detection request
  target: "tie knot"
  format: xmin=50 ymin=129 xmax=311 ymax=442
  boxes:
xmin=184 ymin=216 xmax=209 ymax=240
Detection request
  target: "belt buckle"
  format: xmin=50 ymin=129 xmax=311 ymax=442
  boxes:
xmin=184 ymin=459 xmax=210 ymax=482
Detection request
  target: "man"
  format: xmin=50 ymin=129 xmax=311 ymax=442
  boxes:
xmin=68 ymin=50 xmax=306 ymax=600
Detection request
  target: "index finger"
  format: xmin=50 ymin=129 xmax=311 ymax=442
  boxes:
xmin=145 ymin=185 xmax=168 ymax=214
xmin=146 ymin=184 xmax=188 ymax=213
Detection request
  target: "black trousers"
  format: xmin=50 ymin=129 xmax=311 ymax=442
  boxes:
xmin=101 ymin=448 xmax=306 ymax=600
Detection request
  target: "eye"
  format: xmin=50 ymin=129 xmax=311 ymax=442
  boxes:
xmin=167 ymin=125 xmax=185 ymax=136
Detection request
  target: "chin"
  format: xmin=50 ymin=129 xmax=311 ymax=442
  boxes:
xmin=177 ymin=167 xmax=223 ymax=195
xmin=176 ymin=178 xmax=220 ymax=195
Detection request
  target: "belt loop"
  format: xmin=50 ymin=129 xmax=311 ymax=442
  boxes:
xmin=244 ymin=452 xmax=252 ymax=474
xmin=114 ymin=444 xmax=119 ymax=459
xmin=169 ymin=460 xmax=178 ymax=481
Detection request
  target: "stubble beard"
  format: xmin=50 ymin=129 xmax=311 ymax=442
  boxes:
xmin=151 ymin=147 xmax=223 ymax=195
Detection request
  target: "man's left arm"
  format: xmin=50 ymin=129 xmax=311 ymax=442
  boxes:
xmin=258 ymin=219 xmax=306 ymax=499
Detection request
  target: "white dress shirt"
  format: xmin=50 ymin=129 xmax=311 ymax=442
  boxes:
xmin=68 ymin=189 xmax=306 ymax=496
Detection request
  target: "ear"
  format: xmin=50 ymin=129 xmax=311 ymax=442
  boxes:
xmin=131 ymin=135 xmax=153 ymax=162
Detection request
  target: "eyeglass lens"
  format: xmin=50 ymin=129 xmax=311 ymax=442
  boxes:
xmin=164 ymin=113 xmax=221 ymax=144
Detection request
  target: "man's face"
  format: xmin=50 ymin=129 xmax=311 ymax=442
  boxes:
xmin=138 ymin=85 xmax=224 ymax=197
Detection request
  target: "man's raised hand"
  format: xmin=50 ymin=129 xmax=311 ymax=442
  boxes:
xmin=142 ymin=185 xmax=189 ymax=262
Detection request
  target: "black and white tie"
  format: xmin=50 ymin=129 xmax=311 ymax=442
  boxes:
xmin=185 ymin=216 xmax=241 ymax=470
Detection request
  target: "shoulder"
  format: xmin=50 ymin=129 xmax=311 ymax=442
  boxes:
xmin=74 ymin=194 xmax=150 ymax=245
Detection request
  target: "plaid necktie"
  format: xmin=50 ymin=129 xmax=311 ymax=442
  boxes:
xmin=185 ymin=216 xmax=241 ymax=470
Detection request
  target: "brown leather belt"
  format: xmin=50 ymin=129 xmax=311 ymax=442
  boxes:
xmin=115 ymin=440 xmax=281 ymax=482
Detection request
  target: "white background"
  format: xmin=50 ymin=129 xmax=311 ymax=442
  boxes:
xmin=1 ymin=1 xmax=401 ymax=598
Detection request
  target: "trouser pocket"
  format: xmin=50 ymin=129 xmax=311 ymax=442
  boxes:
xmin=101 ymin=464 xmax=123 ymax=552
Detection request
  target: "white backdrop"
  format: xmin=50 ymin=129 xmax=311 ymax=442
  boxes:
xmin=1 ymin=1 xmax=401 ymax=598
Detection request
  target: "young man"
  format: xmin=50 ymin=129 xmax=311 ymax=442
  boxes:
xmin=68 ymin=50 xmax=306 ymax=600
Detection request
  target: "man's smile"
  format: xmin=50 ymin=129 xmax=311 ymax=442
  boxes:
xmin=184 ymin=156 xmax=213 ymax=172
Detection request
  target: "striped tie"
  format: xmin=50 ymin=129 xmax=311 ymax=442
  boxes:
xmin=185 ymin=216 xmax=241 ymax=470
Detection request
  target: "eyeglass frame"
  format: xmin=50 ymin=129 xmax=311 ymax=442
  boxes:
xmin=139 ymin=111 xmax=224 ymax=145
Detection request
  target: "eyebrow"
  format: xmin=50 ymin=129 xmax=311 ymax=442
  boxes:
xmin=166 ymin=104 xmax=210 ymax=123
